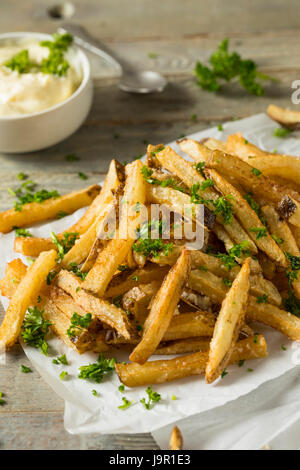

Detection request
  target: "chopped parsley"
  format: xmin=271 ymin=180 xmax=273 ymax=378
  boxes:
xmin=132 ymin=220 xmax=174 ymax=258
xmin=92 ymin=389 xmax=99 ymax=396
xmin=14 ymin=227 xmax=32 ymax=237
xmin=283 ymin=290 xmax=300 ymax=317
xmin=140 ymin=386 xmax=161 ymax=410
xmin=67 ymin=312 xmax=92 ymax=338
xmin=21 ymin=306 xmax=51 ymax=355
xmin=141 ymin=166 xmax=185 ymax=193
xmin=221 ymin=369 xmax=228 ymax=378
xmin=50 ymin=231 xmax=79 ymax=261
xmin=213 ymin=195 xmax=234 ymax=224
xmin=194 ymin=161 xmax=206 ymax=177
xmin=118 ymin=397 xmax=135 ymax=410
xmin=217 ymin=124 xmax=223 ymax=131
xmin=59 ymin=371 xmax=68 ymax=381
xmin=46 ymin=271 xmax=58 ymax=285
xmin=118 ymin=384 xmax=125 ymax=393
xmin=251 ymin=168 xmax=262 ymax=178
xmin=273 ymin=127 xmax=292 ymax=138
xmin=247 ymin=368 xmax=253 ymax=372
xmin=171 ymin=394 xmax=177 ymax=401
xmin=78 ymin=355 xmax=116 ymax=383
xmin=243 ymin=191 xmax=265 ymax=224
xmin=200 ymin=179 xmax=214 ymax=190
xmin=256 ymin=294 xmax=268 ymax=304
xmin=223 ymin=278 xmax=233 ymax=287
xmin=0 ymin=392 xmax=6 ymax=406
xmin=17 ymin=172 xmax=27 ymax=181
xmin=52 ymin=354 xmax=68 ymax=366
xmin=238 ymin=359 xmax=245 ymax=367
xmin=281 ymin=345 xmax=287 ymax=351
xmin=78 ymin=172 xmax=88 ymax=180
xmin=191 ymin=113 xmax=197 ymax=121
xmin=65 ymin=153 xmax=80 ymax=162
xmin=21 ymin=365 xmax=32 ymax=373
xmin=69 ymin=262 xmax=87 ymax=280
xmin=112 ymin=295 xmax=122 ymax=308
xmin=271 ymin=234 xmax=284 ymax=245
xmin=148 ymin=52 xmax=158 ymax=59
xmin=215 ymin=241 xmax=250 ymax=270
xmin=194 ymin=38 xmax=276 ymax=96
xmin=8 ymin=180 xmax=60 ymax=212
xmin=57 ymin=210 xmax=68 ymax=219
xmin=5 ymin=49 xmax=33 ymax=73
xmin=249 ymin=226 xmax=267 ymax=239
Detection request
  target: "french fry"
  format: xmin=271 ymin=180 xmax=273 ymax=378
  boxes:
xmin=163 ymin=311 xmax=216 ymax=341
xmin=155 ymin=337 xmax=211 ymax=355
xmin=0 ymin=259 xmax=28 ymax=299
xmin=247 ymin=296 xmax=300 ymax=340
xmin=105 ymin=264 xmax=170 ymax=298
xmin=206 ymin=169 xmax=288 ymax=267
xmin=121 ymin=281 xmax=161 ymax=324
xmin=289 ymin=224 xmax=300 ymax=248
xmin=0 ymin=185 xmax=101 ymax=234
xmin=170 ymin=426 xmax=183 ymax=450
xmin=267 ymin=104 xmax=300 ymax=130
xmin=262 ymin=205 xmax=299 ymax=256
xmin=116 ymin=335 xmax=267 ymax=387
xmin=129 ymin=248 xmax=191 ymax=364
xmin=203 ymin=137 xmax=227 ymax=152
xmin=227 ymin=133 xmax=300 ymax=188
xmin=153 ymin=145 xmax=256 ymax=252
xmin=205 ymin=259 xmax=250 ymax=383
xmin=56 ymin=270 xmax=132 ymax=339
xmin=178 ymin=138 xmax=211 ymax=163
xmin=0 ymin=250 xmax=57 ymax=349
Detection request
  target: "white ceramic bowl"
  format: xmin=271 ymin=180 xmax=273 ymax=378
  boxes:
xmin=0 ymin=32 xmax=93 ymax=153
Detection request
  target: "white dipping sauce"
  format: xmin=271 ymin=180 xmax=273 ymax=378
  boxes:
xmin=0 ymin=39 xmax=82 ymax=116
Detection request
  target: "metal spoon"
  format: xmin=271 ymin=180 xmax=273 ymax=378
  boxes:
xmin=58 ymin=24 xmax=167 ymax=94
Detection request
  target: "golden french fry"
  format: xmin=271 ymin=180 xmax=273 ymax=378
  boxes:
xmin=56 ymin=270 xmax=132 ymax=339
xmin=155 ymin=337 xmax=211 ymax=355
xmin=227 ymin=133 xmax=300 ymax=188
xmin=170 ymin=426 xmax=183 ymax=450
xmin=178 ymin=138 xmax=211 ymax=163
xmin=203 ymin=137 xmax=228 ymax=152
xmin=0 ymin=185 xmax=100 ymax=234
xmin=0 ymin=259 xmax=28 ymax=299
xmin=206 ymin=259 xmax=250 ymax=383
xmin=122 ymin=281 xmax=161 ymax=324
xmin=116 ymin=335 xmax=267 ymax=387
xmin=262 ymin=205 xmax=299 ymax=256
xmin=206 ymin=169 xmax=288 ymax=267
xmin=163 ymin=311 xmax=216 ymax=341
xmin=0 ymin=250 xmax=57 ymax=349
xmin=187 ymin=269 xmax=227 ymax=304
xmin=267 ymin=104 xmax=300 ymax=130
xmin=130 ymin=248 xmax=191 ymax=364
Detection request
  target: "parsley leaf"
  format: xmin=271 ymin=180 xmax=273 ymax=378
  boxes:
xmin=140 ymin=386 xmax=161 ymax=410
xmin=14 ymin=227 xmax=32 ymax=237
xmin=69 ymin=262 xmax=87 ymax=280
xmin=67 ymin=312 xmax=92 ymax=338
xmin=141 ymin=166 xmax=185 ymax=192
xmin=21 ymin=365 xmax=32 ymax=373
xmin=251 ymin=168 xmax=262 ymax=178
xmin=249 ymin=226 xmax=267 ymax=239
xmin=52 ymin=354 xmax=68 ymax=366
xmin=118 ymin=397 xmax=135 ymax=410
xmin=21 ymin=306 xmax=51 ymax=355
xmin=78 ymin=355 xmax=116 ymax=383
xmin=8 ymin=180 xmax=60 ymax=212
xmin=256 ymin=294 xmax=268 ymax=304
xmin=273 ymin=127 xmax=292 ymax=138
xmin=50 ymin=232 xmax=79 ymax=261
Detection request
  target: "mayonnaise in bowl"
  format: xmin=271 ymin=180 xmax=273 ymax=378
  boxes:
xmin=0 ymin=33 xmax=83 ymax=116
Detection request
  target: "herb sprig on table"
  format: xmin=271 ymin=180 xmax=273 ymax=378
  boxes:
xmin=194 ymin=38 xmax=277 ymax=96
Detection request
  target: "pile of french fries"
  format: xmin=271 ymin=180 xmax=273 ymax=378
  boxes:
xmin=1 ymin=118 xmax=300 ymax=387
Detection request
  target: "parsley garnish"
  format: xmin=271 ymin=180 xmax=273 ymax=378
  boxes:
xmin=249 ymin=226 xmax=267 ymax=239
xmin=251 ymin=168 xmax=262 ymax=178
xmin=78 ymin=355 xmax=116 ymax=383
xmin=57 ymin=210 xmax=68 ymax=219
xmin=223 ymin=278 xmax=233 ymax=287
xmin=118 ymin=384 xmax=125 ymax=393
xmin=14 ymin=227 xmax=32 ymax=237
xmin=194 ymin=161 xmax=206 ymax=177
xmin=118 ymin=264 xmax=129 ymax=272
xmin=243 ymin=192 xmax=265 ymax=224
xmin=238 ymin=359 xmax=245 ymax=367
xmin=92 ymin=389 xmax=99 ymax=396
xmin=67 ymin=312 xmax=92 ymax=338
xmin=0 ymin=392 xmax=6 ymax=406
xmin=141 ymin=166 xmax=184 ymax=192
xmin=5 ymin=49 xmax=33 ymax=73
xmin=78 ymin=172 xmax=88 ymax=180
xmin=132 ymin=220 xmax=174 ymax=258
xmin=221 ymin=369 xmax=228 ymax=378
xmin=273 ymin=127 xmax=291 ymax=138
xmin=17 ymin=172 xmax=27 ymax=181
xmin=59 ymin=371 xmax=68 ymax=381
xmin=200 ymin=179 xmax=214 ymax=190
xmin=118 ymin=397 xmax=135 ymax=410
xmin=46 ymin=271 xmax=58 ymax=285
xmin=50 ymin=232 xmax=79 ymax=261
xmin=281 ymin=345 xmax=287 ymax=351
xmin=194 ymin=38 xmax=276 ymax=96
xmin=8 ymin=180 xmax=60 ymax=212
xmin=21 ymin=365 xmax=32 ymax=373
xmin=218 ymin=124 xmax=223 ymax=131
xmin=271 ymin=234 xmax=284 ymax=245
xmin=21 ymin=306 xmax=51 ymax=355
xmin=52 ymin=354 xmax=68 ymax=365
xmin=256 ymin=294 xmax=268 ymax=304
xmin=65 ymin=153 xmax=80 ymax=162
xmin=215 ymin=241 xmax=250 ymax=270
xmin=69 ymin=262 xmax=87 ymax=280
xmin=140 ymin=386 xmax=161 ymax=410
xmin=213 ymin=195 xmax=234 ymax=224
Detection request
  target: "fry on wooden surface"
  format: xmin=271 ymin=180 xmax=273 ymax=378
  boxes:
xmin=116 ymin=335 xmax=267 ymax=387
xmin=129 ymin=248 xmax=191 ymax=364
xmin=0 ymin=184 xmax=101 ymax=234
xmin=0 ymin=250 xmax=57 ymax=349
xmin=170 ymin=426 xmax=183 ymax=450
xmin=205 ymin=258 xmax=250 ymax=383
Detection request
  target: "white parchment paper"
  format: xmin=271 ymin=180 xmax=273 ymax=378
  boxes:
xmin=1 ymin=113 xmax=300 ymax=438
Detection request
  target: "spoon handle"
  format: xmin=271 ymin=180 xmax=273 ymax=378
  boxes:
xmin=58 ymin=24 xmax=126 ymax=75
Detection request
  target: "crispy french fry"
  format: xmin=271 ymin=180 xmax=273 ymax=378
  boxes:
xmin=267 ymin=104 xmax=300 ymax=130
xmin=227 ymin=133 xmax=300 ymax=188
xmin=247 ymin=296 xmax=300 ymax=340
xmin=0 ymin=185 xmax=101 ymax=234
xmin=163 ymin=311 xmax=216 ymax=341
xmin=206 ymin=169 xmax=288 ymax=267
xmin=0 ymin=259 xmax=27 ymax=299
xmin=153 ymin=145 xmax=256 ymax=251
xmin=116 ymin=335 xmax=267 ymax=387
xmin=187 ymin=269 xmax=227 ymax=304
xmin=170 ymin=426 xmax=183 ymax=450
xmin=121 ymin=281 xmax=161 ymax=324
xmin=206 ymin=259 xmax=250 ymax=383
xmin=203 ymin=137 xmax=227 ymax=152
xmin=262 ymin=205 xmax=299 ymax=256
xmin=129 ymin=248 xmax=191 ymax=364
xmin=56 ymin=270 xmax=132 ymax=339
xmin=289 ymin=224 xmax=300 ymax=248
xmin=105 ymin=264 xmax=170 ymax=298
xmin=0 ymin=250 xmax=57 ymax=349
xmin=155 ymin=337 xmax=211 ymax=355
xmin=178 ymin=138 xmax=211 ymax=163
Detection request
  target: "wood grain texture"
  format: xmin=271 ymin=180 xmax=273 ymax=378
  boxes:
xmin=0 ymin=0 xmax=300 ymax=450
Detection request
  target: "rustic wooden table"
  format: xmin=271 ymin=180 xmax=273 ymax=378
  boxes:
xmin=0 ymin=0 xmax=299 ymax=450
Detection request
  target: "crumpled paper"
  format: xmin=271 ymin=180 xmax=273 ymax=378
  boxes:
xmin=1 ymin=113 xmax=300 ymax=440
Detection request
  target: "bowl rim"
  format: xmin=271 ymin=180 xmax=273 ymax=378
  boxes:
xmin=0 ymin=31 xmax=91 ymax=121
